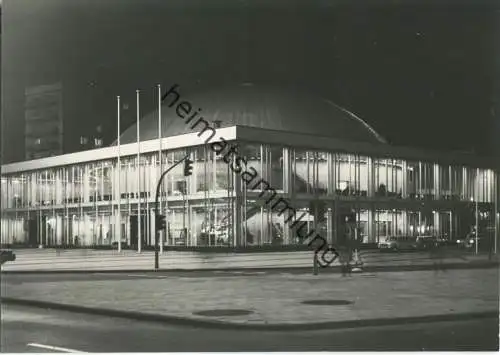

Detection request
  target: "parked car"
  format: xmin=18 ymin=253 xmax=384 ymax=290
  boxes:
xmin=435 ymin=236 xmax=455 ymax=247
xmin=0 ymin=249 xmax=16 ymax=265
xmin=456 ymin=237 xmax=468 ymax=248
xmin=378 ymin=236 xmax=418 ymax=252
xmin=414 ymin=236 xmax=439 ymax=250
xmin=465 ymin=236 xmax=491 ymax=251
xmin=111 ymin=240 xmax=130 ymax=249
xmin=456 ymin=233 xmax=492 ymax=251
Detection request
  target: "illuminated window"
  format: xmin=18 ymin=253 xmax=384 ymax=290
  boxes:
xmin=94 ymin=138 xmax=103 ymax=147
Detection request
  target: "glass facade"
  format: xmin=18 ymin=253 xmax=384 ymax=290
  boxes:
xmin=1 ymin=140 xmax=499 ymax=250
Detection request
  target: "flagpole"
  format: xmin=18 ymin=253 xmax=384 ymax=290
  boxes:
xmin=136 ymin=89 xmax=141 ymax=253
xmin=158 ymin=84 xmax=163 ymax=255
xmin=117 ymin=95 xmax=122 ymax=253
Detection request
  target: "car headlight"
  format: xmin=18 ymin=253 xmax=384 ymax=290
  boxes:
xmin=456 ymin=240 xmax=461 ymax=243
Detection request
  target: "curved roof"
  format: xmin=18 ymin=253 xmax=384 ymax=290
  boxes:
xmin=116 ymin=83 xmax=387 ymax=145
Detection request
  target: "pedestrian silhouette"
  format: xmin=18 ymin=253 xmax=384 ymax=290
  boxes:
xmin=430 ymin=239 xmax=446 ymax=273
xmin=340 ymin=238 xmax=353 ymax=277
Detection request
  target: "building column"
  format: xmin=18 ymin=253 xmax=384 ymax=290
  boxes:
xmin=434 ymin=163 xmax=440 ymax=199
xmin=333 ymin=199 xmax=338 ymax=244
xmin=281 ymin=199 xmax=291 ymax=245
xmin=327 ymin=152 xmax=333 ymax=195
xmin=449 ymin=210 xmax=453 ymax=240
xmin=433 ymin=211 xmax=440 ymax=236
xmin=260 ymin=205 xmax=265 ymax=245
xmin=17 ymin=217 xmax=24 ymax=244
xmin=55 ymin=172 xmax=62 ymax=205
xmin=30 ymin=173 xmax=36 ymax=207
xmin=400 ymin=162 xmax=407 ymax=197
xmin=150 ymin=207 xmax=156 ymax=247
xmin=418 ymin=211 xmax=422 ymax=236
xmin=83 ymin=165 xmax=90 ymax=203
xmin=125 ymin=212 xmax=130 ymax=246
xmin=187 ymin=204 xmax=193 ymax=246
xmin=233 ymin=172 xmax=243 ymax=247
xmin=462 ymin=166 xmax=467 ymax=200
xmin=145 ymin=171 xmax=150 ymax=246
xmin=283 ymin=147 xmax=291 ymax=194
xmin=401 ymin=209 xmax=408 ymax=236
xmin=326 ymin=203 xmax=333 ymax=244
xmin=55 ymin=214 xmax=61 ymax=245
xmin=368 ymin=157 xmax=375 ymax=197
xmin=2 ymin=215 xmax=9 ymax=244
xmin=83 ymin=213 xmax=91 ymax=246
xmin=332 ymin=153 xmax=338 ymax=194
xmin=494 ymin=170 xmax=499 ymax=253
xmin=368 ymin=207 xmax=376 ymax=243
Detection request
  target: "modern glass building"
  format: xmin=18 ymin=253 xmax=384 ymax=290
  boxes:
xmin=1 ymin=84 xmax=499 ymax=251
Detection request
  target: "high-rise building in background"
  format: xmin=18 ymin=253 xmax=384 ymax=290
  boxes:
xmin=24 ymin=82 xmax=64 ymax=160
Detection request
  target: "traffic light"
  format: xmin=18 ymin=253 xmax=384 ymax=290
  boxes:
xmin=156 ymin=214 xmax=167 ymax=231
xmin=183 ymin=158 xmax=193 ymax=177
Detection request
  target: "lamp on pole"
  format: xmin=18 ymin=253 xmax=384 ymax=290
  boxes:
xmin=154 ymin=155 xmax=190 ymax=270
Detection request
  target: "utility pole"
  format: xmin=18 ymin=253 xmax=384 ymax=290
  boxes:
xmin=154 ymin=155 xmax=193 ymax=270
xmin=154 ymin=156 xmax=189 ymax=270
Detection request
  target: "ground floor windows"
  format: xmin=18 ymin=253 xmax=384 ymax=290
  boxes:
xmin=2 ymin=199 xmax=497 ymax=249
xmin=3 ymin=145 xmax=497 ymax=212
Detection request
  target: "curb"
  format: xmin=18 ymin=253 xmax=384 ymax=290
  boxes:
xmin=1 ymin=261 xmax=498 ymax=275
xmin=2 ymin=297 xmax=498 ymax=331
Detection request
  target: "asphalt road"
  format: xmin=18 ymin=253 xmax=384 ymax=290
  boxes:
xmin=2 ymin=305 xmax=498 ymax=352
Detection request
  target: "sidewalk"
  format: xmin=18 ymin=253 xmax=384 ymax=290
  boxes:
xmin=2 ymin=268 xmax=498 ymax=329
xmin=1 ymin=248 xmax=498 ymax=273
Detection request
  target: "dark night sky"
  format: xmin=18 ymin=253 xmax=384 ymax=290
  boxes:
xmin=2 ymin=0 xmax=499 ymax=164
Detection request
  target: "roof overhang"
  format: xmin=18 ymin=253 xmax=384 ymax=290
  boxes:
xmin=1 ymin=127 xmax=237 ymax=175
xmin=1 ymin=125 xmax=498 ymax=175
xmin=234 ymin=126 xmax=499 ymax=170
